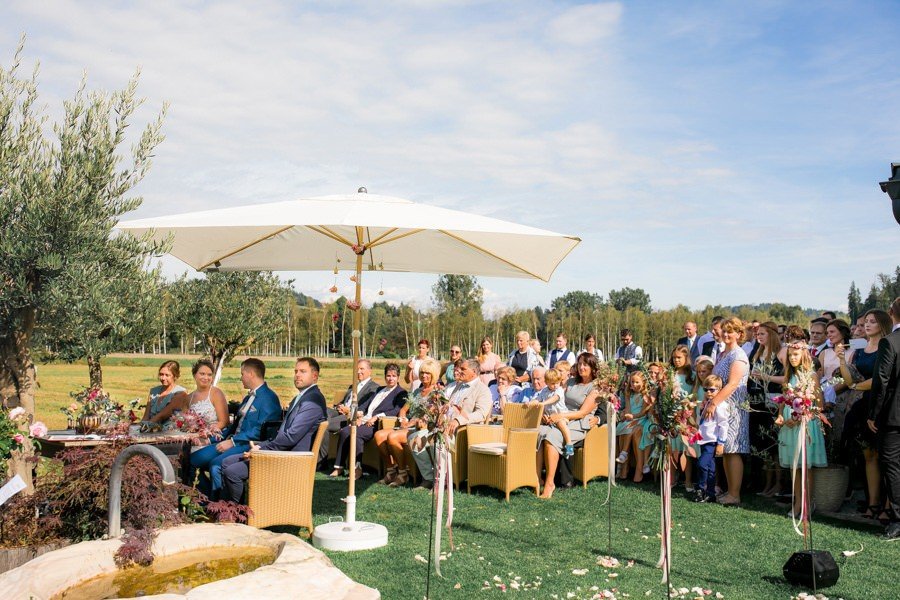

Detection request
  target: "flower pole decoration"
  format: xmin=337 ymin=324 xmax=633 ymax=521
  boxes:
xmin=594 ymin=361 xmax=624 ymax=558
xmin=772 ymin=369 xmax=822 ymax=543
xmin=648 ymin=368 xmax=699 ymax=587
xmin=407 ymin=388 xmax=457 ymax=578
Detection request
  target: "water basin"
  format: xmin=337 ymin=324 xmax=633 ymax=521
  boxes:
xmin=53 ymin=545 xmax=277 ymax=599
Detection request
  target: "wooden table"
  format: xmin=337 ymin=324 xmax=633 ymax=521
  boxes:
xmin=37 ymin=430 xmax=195 ymax=459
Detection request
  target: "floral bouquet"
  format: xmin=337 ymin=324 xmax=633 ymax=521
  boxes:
xmin=169 ymin=410 xmax=217 ymax=445
xmin=1 ymin=407 xmax=46 ymax=460
xmin=648 ymin=368 xmax=699 ymax=472
xmin=594 ymin=362 xmax=625 ymax=411
xmin=772 ymin=371 xmax=821 ymax=421
xmin=62 ymin=387 xmax=140 ymax=433
xmin=407 ymin=388 xmax=450 ymax=433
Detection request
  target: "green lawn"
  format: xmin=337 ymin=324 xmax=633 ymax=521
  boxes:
xmin=31 ymin=358 xmax=889 ymax=599
xmin=312 ymin=476 xmax=886 ymax=600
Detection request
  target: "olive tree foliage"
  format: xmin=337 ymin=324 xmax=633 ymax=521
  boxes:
xmin=0 ymin=42 xmax=167 ymax=417
xmin=39 ymin=264 xmax=165 ymax=387
xmin=168 ymin=271 xmax=295 ymax=384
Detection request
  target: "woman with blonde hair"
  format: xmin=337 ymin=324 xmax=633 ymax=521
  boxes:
xmin=477 ymin=336 xmax=504 ymax=386
xmin=705 ymin=316 xmax=750 ymax=506
xmin=375 ymin=358 xmax=442 ymax=488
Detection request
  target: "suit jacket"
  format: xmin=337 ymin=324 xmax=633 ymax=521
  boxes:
xmin=260 ymin=384 xmax=327 ymax=452
xmin=448 ymin=378 xmax=492 ymax=426
xmin=676 ymin=336 xmax=697 ymax=352
xmin=337 ymin=379 xmax=379 ymax=408
xmin=701 ymin=340 xmax=724 ymax=363
xmin=358 ymin=385 xmax=407 ymax=420
xmin=225 ymin=382 xmax=282 ymax=445
xmin=870 ymin=329 xmax=900 ymax=427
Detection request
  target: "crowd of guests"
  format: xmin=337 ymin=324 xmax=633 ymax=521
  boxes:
xmin=138 ymin=300 xmax=900 ymax=537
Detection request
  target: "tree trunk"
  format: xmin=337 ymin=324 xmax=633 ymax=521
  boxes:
xmin=0 ymin=307 xmax=38 ymax=493
xmin=87 ymin=355 xmax=103 ymax=388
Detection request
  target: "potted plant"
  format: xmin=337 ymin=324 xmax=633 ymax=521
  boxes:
xmin=60 ymin=387 xmax=137 ymax=434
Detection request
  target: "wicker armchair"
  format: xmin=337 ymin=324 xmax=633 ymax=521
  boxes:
xmin=247 ymin=420 xmax=328 ymax=531
xmin=361 ymin=416 xmax=397 ymax=476
xmin=573 ymin=424 xmax=609 ymax=487
xmin=466 ymin=403 xmax=543 ymax=501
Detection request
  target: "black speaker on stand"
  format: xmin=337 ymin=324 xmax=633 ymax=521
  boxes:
xmin=783 ymin=549 xmax=840 ymax=589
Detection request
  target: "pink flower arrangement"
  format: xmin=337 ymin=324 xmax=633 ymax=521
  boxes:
xmin=772 ymin=372 xmax=820 ymax=420
xmin=329 ymin=285 xmax=338 ymax=293
xmin=347 ymin=300 xmax=361 ymax=311
xmin=29 ymin=422 xmax=48 ymax=438
xmin=351 ymin=243 xmax=367 ymax=255
xmin=13 ymin=433 xmax=24 ymax=444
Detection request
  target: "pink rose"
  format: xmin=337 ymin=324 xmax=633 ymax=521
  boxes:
xmin=12 ymin=433 xmax=25 ymax=444
xmin=69 ymin=403 xmax=79 ymax=412
xmin=8 ymin=407 xmax=25 ymax=420
xmin=30 ymin=421 xmax=48 ymax=438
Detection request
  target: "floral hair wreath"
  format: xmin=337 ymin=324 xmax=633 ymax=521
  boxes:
xmin=786 ymin=341 xmax=809 ymax=350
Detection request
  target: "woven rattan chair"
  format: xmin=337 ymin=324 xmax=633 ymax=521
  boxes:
xmin=247 ymin=420 xmax=328 ymax=531
xmin=573 ymin=424 xmax=609 ymax=487
xmin=466 ymin=403 xmax=543 ymax=501
xmin=361 ymin=416 xmax=397 ymax=476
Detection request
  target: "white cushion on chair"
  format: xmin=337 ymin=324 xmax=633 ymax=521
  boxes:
xmin=469 ymin=442 xmax=507 ymax=455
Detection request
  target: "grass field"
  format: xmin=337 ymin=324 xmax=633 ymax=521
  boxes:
xmin=31 ymin=358 xmax=891 ymax=599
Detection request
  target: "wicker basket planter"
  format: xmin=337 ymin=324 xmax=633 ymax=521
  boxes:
xmin=813 ymin=464 xmax=849 ymax=513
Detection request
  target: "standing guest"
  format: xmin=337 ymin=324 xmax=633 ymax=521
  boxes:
xmin=818 ymin=320 xmax=852 ymax=380
xmin=695 ymin=317 xmax=724 ymax=363
xmin=741 ymin=321 xmax=758 ymax=357
xmin=677 ymin=322 xmax=699 ymax=356
xmin=375 ymin=359 xmax=442 ymax=487
xmin=405 ymin=339 xmax=431 ymax=392
xmin=776 ymin=343 xmax=827 ymax=517
xmin=192 ymin=358 xmax=281 ymax=500
xmin=320 ymin=359 xmax=379 ymax=466
xmin=547 ymin=333 xmax=577 ymax=369
xmin=669 ymin=345 xmax=695 ymax=489
xmin=330 ymin=362 xmax=407 ymax=480
xmin=705 ymin=316 xmax=750 ymax=506
xmin=701 ymin=320 xmax=726 ymax=365
xmin=520 ymin=367 xmax=547 ymax=402
xmin=614 ymin=329 xmax=643 ymax=374
xmin=535 ymin=353 xmax=599 ymax=497
xmin=822 ymin=311 xmax=838 ymax=321
xmin=850 ymin=315 xmax=869 ymax=351
xmin=489 ymin=366 xmax=523 ymax=414
xmin=411 ymin=357 xmax=492 ymax=490
xmin=579 ymin=333 xmax=605 ymax=362
xmin=748 ymin=322 xmax=786 ymax=497
xmin=809 ymin=319 xmax=830 ymax=357
xmin=694 ymin=375 xmax=729 ymax=503
xmin=530 ymin=339 xmax=547 ymax=367
xmin=868 ymin=298 xmax=900 ymax=538
xmin=839 ymin=309 xmax=894 ymax=520
xmin=477 ymin=336 xmax=504 ymax=386
xmin=507 ymin=331 xmax=541 ymax=387
xmin=141 ymin=361 xmax=187 ymax=424
xmin=220 ymin=357 xmax=327 ymax=504
xmin=778 ymin=324 xmax=788 ymax=342
xmin=443 ymin=345 xmax=462 ymax=384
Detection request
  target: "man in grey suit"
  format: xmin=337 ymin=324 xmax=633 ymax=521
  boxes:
xmin=411 ymin=357 xmax=492 ymax=490
xmin=869 ymin=297 xmax=900 ymax=538
xmin=319 ymin=359 xmax=379 ymax=466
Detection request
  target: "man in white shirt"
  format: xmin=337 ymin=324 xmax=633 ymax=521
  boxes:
xmin=320 ymin=359 xmax=379 ymax=466
xmin=614 ymin=329 xmax=643 ymax=373
xmin=694 ymin=316 xmax=723 ymax=363
xmin=546 ymin=334 xmax=577 ymax=369
xmin=677 ymin=322 xmax=698 ymax=354
xmin=520 ymin=367 xmax=546 ymax=402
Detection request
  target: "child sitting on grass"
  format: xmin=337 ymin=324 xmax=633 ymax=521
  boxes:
xmin=694 ymin=374 xmax=729 ymax=502
xmin=530 ymin=368 xmax=575 ymax=458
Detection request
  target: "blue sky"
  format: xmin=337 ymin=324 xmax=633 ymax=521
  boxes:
xmin=3 ymin=1 xmax=898 ymax=314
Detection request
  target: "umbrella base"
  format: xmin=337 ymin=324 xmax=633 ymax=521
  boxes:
xmin=312 ymin=521 xmax=389 ymax=552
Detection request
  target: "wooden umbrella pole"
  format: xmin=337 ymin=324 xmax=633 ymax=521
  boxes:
xmin=348 ymin=250 xmax=363 ymax=502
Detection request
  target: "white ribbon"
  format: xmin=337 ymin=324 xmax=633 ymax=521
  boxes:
xmin=657 ymin=457 xmax=672 ymax=583
xmin=432 ymin=434 xmax=455 ymax=577
xmin=600 ymin=400 xmax=617 ymax=506
xmin=790 ymin=416 xmax=811 ymax=542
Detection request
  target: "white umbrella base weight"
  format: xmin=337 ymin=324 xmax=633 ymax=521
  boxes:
xmin=312 ymin=521 xmax=389 ymax=552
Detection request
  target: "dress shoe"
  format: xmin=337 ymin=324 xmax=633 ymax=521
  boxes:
xmin=414 ymin=480 xmax=434 ymax=491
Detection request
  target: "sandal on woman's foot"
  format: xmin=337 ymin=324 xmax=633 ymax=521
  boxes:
xmin=861 ymin=505 xmax=880 ymax=519
xmin=616 ymin=451 xmax=629 ymax=464
xmin=328 ymin=468 xmax=343 ymax=478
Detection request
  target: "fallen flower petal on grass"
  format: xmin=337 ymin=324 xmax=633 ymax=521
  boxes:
xmin=572 ymin=568 xmax=589 ymax=575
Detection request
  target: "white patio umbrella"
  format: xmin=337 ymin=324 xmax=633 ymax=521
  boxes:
xmin=117 ymin=189 xmax=580 ymax=549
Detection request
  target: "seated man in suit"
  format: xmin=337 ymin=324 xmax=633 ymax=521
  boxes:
xmin=329 ymin=362 xmax=408 ymax=479
xmin=221 ymin=356 xmax=328 ymax=504
xmin=191 ymin=357 xmax=281 ymax=500
xmin=411 ymin=357 xmax=492 ymax=490
xmin=319 ymin=359 xmax=379 ymax=467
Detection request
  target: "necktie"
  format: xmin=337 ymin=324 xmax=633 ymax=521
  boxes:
xmin=280 ymin=393 xmax=303 ymax=432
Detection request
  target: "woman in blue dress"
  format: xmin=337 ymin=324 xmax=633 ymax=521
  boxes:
xmin=668 ymin=345 xmax=695 ymax=490
xmin=776 ymin=343 xmax=826 ymax=517
xmin=706 ymin=317 xmax=750 ymax=506
xmin=140 ymin=360 xmax=187 ymax=424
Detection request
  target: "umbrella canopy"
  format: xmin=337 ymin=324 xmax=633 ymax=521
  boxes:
xmin=117 ymin=191 xmax=580 ymax=281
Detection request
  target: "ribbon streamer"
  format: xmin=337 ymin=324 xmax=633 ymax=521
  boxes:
xmin=432 ymin=434 xmax=455 ymax=577
xmin=600 ymin=399 xmax=617 ymax=506
xmin=657 ymin=449 xmax=672 ymax=584
xmin=789 ymin=416 xmax=811 ymax=542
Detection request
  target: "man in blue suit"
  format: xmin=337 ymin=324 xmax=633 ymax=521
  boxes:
xmin=191 ymin=357 xmax=281 ymax=500
xmin=221 ymin=356 xmax=328 ymax=503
